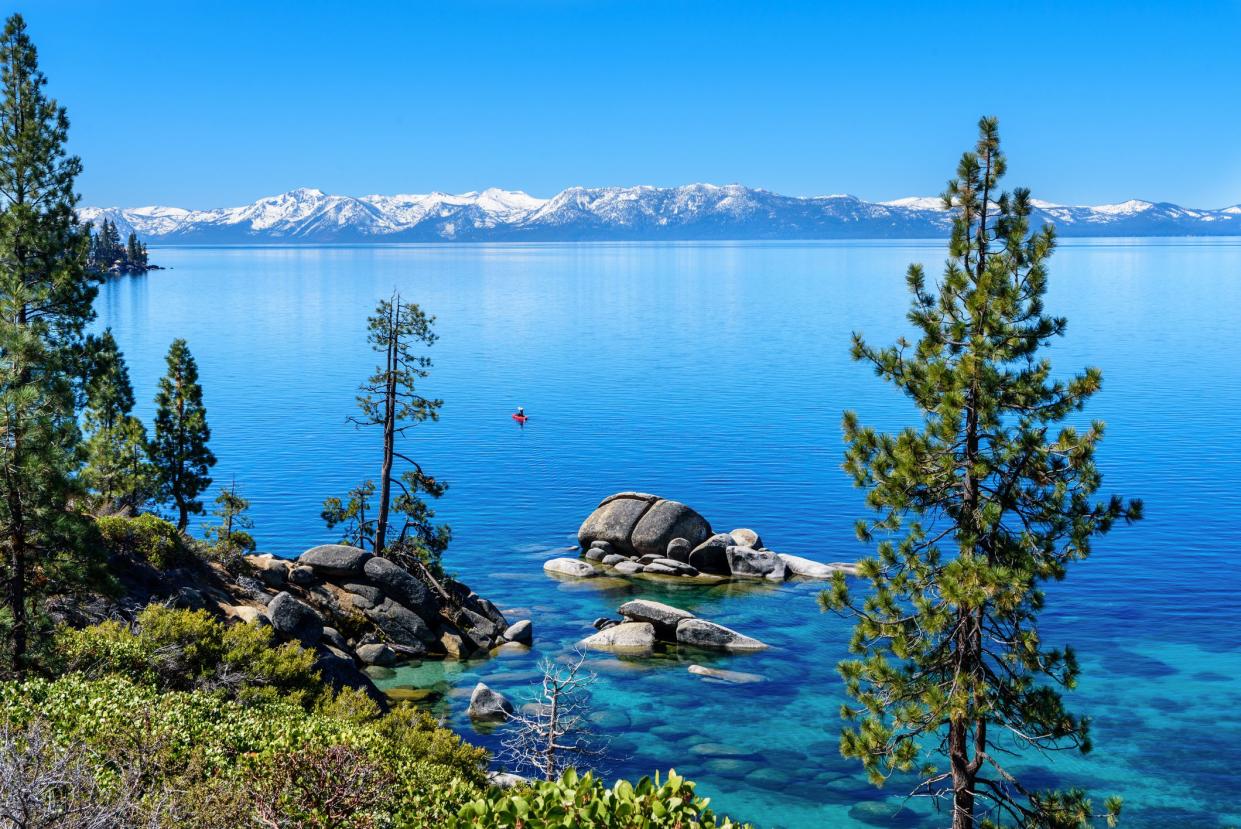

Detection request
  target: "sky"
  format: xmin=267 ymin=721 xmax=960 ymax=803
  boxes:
xmin=16 ymin=0 xmax=1241 ymax=209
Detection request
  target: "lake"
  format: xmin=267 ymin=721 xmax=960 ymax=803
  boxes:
xmin=96 ymin=239 xmax=1241 ymax=829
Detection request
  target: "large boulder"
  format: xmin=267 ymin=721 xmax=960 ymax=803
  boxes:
xmin=299 ymin=544 xmax=372 ymax=577
xmin=543 ymin=558 xmax=600 ymax=578
xmin=579 ymin=621 xmax=656 ymax=654
xmin=665 ymin=537 xmax=693 ymax=563
xmin=355 ymin=643 xmax=396 ymax=666
xmin=688 ymin=533 xmax=734 ymax=576
xmin=266 ymin=591 xmax=323 ymax=646
xmin=618 ymin=599 xmax=694 ymax=637
xmin=729 ymin=529 xmax=763 ymax=549
xmin=630 ymin=499 xmax=712 ymax=559
xmin=726 ymin=546 xmax=788 ymax=581
xmin=777 ymin=553 xmax=856 ymax=579
xmin=468 ymin=682 xmax=514 ymax=721
xmin=314 ymin=646 xmax=387 ymax=708
xmin=364 ymin=598 xmax=436 ymax=646
xmin=503 ymin=619 xmax=533 ymax=645
xmin=675 ymin=618 xmax=768 ymax=652
xmin=363 ymin=557 xmax=437 ymax=618
xmin=577 ymin=493 xmax=658 ymax=556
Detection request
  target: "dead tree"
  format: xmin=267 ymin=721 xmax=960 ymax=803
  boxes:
xmin=500 ymin=652 xmax=609 ymax=781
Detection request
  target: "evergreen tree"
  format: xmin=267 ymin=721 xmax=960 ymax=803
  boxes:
xmin=204 ymin=478 xmax=255 ymax=553
xmin=0 ymin=13 xmax=101 ymax=675
xmin=81 ymin=329 xmax=155 ymax=513
xmin=151 ymin=338 xmax=215 ymax=531
xmin=822 ymin=118 xmax=1142 ymax=829
xmin=323 ymin=293 xmax=448 ymax=571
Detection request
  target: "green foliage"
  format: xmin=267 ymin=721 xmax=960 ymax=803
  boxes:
xmin=821 ymin=117 xmax=1139 ymax=828
xmin=0 ymin=672 xmax=488 ymax=826
xmin=326 ymin=293 xmax=450 ymax=567
xmin=204 ymin=480 xmax=256 ymax=556
xmin=56 ymin=605 xmax=321 ymax=708
xmin=451 ymin=768 xmax=743 ymax=829
xmin=96 ymin=513 xmax=190 ymax=569
xmin=81 ymin=328 xmax=157 ymax=513
xmin=0 ymin=12 xmax=103 ymax=676
xmin=151 ymin=338 xmax=216 ymax=531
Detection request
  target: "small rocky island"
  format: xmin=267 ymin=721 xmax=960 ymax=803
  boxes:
xmin=545 ymin=491 xmax=857 ymax=583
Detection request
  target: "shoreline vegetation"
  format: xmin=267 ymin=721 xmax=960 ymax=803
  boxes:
xmin=87 ymin=217 xmax=162 ymax=275
xmin=0 ymin=11 xmax=1137 ymax=829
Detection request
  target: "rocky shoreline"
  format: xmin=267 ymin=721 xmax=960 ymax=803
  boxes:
xmin=237 ymin=545 xmax=533 ymax=697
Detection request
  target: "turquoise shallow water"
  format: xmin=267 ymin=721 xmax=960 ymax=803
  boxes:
xmin=97 ymin=239 xmax=1241 ymax=828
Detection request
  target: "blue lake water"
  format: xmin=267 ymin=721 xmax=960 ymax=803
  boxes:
xmin=97 ymin=239 xmax=1241 ymax=828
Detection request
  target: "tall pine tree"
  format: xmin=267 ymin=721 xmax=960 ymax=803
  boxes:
xmin=822 ymin=118 xmax=1142 ymax=829
xmin=0 ymin=13 xmax=101 ymax=675
xmin=82 ymin=329 xmax=155 ymax=513
xmin=151 ymin=338 xmax=215 ymax=531
xmin=322 ymin=293 xmax=448 ymax=571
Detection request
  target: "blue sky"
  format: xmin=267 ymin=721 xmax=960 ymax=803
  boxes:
xmin=18 ymin=0 xmax=1241 ymax=209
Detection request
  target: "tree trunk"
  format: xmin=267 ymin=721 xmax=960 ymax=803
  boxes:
xmin=544 ymin=685 xmax=559 ymax=781
xmin=6 ymin=484 xmax=28 ymax=678
xmin=374 ymin=301 xmax=398 ymax=555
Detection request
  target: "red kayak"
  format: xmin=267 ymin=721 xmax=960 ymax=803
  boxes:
xmin=512 ymin=414 xmax=528 ymax=423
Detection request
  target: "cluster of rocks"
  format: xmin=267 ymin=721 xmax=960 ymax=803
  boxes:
xmin=234 ymin=545 xmax=531 ymax=698
xmin=561 ymin=492 xmax=857 ymax=582
xmin=580 ymin=598 xmax=767 ymax=656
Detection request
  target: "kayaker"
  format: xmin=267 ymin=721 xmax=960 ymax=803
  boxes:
xmin=515 ymin=406 xmax=525 ymax=418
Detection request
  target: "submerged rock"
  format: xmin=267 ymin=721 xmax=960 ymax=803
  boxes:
xmin=468 ymin=682 xmax=514 ymax=721
xmin=687 ymin=664 xmax=766 ymax=684
xmin=675 ymin=618 xmax=768 ymax=652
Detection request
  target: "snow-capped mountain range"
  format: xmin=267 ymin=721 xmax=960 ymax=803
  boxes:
xmin=79 ymin=185 xmax=1241 ymax=243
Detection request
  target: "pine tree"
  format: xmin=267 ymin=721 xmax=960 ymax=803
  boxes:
xmin=204 ymin=478 xmax=255 ymax=553
xmin=151 ymin=338 xmax=215 ymax=531
xmin=0 ymin=13 xmax=101 ymax=675
xmin=323 ymin=293 xmax=448 ymax=571
xmin=82 ymin=329 xmax=155 ymax=513
xmin=821 ymin=118 xmax=1142 ymax=829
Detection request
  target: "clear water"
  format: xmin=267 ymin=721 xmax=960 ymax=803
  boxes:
xmin=96 ymin=240 xmax=1241 ymax=828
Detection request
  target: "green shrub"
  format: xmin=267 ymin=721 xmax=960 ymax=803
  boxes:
xmin=96 ymin=513 xmax=189 ymax=569
xmin=451 ymin=768 xmax=744 ymax=829
xmin=0 ymin=673 xmax=488 ymax=827
xmin=56 ymin=606 xmax=321 ymax=707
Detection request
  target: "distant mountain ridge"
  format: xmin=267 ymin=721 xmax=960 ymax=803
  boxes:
xmin=79 ymin=184 xmax=1241 ymax=243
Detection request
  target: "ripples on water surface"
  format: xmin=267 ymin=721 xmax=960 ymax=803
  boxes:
xmin=97 ymin=239 xmax=1241 ymax=828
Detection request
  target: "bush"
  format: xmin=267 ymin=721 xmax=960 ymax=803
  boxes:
xmin=56 ymin=605 xmax=322 ymax=707
xmin=96 ymin=513 xmax=189 ymax=569
xmin=0 ymin=673 xmax=488 ymax=827
xmin=451 ymin=769 xmax=744 ymax=828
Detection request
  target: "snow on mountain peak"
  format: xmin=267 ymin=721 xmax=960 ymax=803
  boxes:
xmin=79 ymin=185 xmax=1240 ymax=243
